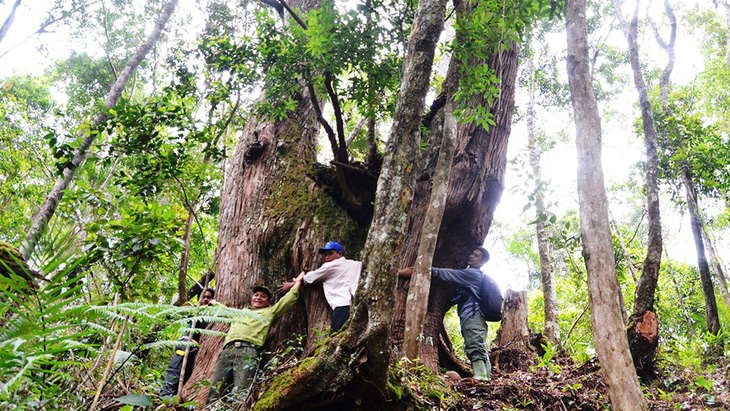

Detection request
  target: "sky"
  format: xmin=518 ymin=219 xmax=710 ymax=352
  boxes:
xmin=1 ymin=0 xmax=726 ymax=294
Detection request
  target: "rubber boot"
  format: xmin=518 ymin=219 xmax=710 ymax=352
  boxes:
xmin=472 ymin=360 xmax=490 ymax=381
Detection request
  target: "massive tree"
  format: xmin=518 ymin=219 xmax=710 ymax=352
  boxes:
xmin=565 ymin=0 xmax=647 ymax=408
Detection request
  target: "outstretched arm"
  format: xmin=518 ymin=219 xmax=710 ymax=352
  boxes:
xmin=291 ymin=272 xmax=305 ymax=292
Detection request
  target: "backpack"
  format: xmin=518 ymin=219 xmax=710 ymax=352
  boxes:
xmin=477 ymin=273 xmax=503 ymax=322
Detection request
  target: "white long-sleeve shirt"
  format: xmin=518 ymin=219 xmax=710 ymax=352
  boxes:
xmin=304 ymin=257 xmax=361 ymax=310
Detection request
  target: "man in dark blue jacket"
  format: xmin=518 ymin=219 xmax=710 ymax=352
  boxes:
xmin=399 ymin=247 xmax=491 ymax=380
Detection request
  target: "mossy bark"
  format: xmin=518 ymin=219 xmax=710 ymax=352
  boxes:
xmin=393 ymin=37 xmax=519 ymax=372
xmin=250 ymin=0 xmax=449 ymax=408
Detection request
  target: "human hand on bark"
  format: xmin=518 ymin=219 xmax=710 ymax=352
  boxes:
xmin=398 ymin=267 xmax=414 ymax=278
xmin=277 ymin=281 xmax=294 ymax=293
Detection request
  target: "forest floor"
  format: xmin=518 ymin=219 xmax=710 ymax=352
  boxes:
xmin=402 ymin=349 xmax=730 ymax=410
xmin=94 ymin=348 xmax=730 ymax=410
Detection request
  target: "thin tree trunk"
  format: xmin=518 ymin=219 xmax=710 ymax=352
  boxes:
xmin=20 ymin=0 xmax=179 ymax=260
xmin=725 ymin=0 xmax=730 ymax=70
xmin=526 ymin=41 xmax=560 ymax=348
xmin=566 ymin=0 xmax=647 ymax=408
xmin=175 ymin=211 xmax=195 ymax=306
xmin=0 ymin=0 xmax=22 ymax=45
xmin=610 ymin=212 xmax=638 ymax=283
xmin=682 ymin=170 xmax=721 ymax=336
xmin=403 ymin=98 xmax=457 ymax=360
xmin=615 ymin=0 xmax=665 ymax=380
xmin=664 ymin=250 xmax=694 ymax=336
xmin=646 ymin=0 xmax=676 ymax=106
xmin=701 ymin=225 xmax=730 ymax=310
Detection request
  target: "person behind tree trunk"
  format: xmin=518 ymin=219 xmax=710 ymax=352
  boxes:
xmin=160 ymin=288 xmax=215 ymax=398
xmin=206 ymin=273 xmax=304 ymax=404
xmin=399 ymin=247 xmax=492 ymax=381
xmin=278 ymin=241 xmax=361 ymax=332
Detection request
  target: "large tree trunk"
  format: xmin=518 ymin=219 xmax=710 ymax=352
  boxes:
xmin=392 ymin=32 xmax=518 ymax=373
xmin=615 ymin=0 xmax=664 ymax=381
xmin=245 ymin=0 xmax=449 ymax=408
xmin=565 ymin=0 xmax=648 ymax=409
xmin=682 ymin=170 xmax=721 ymax=337
xmin=20 ymin=0 xmax=179 ymax=260
xmin=525 ymin=40 xmax=560 ymax=349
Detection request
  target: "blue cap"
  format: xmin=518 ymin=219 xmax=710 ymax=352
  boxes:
xmin=318 ymin=241 xmax=344 ymax=254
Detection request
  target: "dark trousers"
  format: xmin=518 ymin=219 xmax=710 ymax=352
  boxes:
xmin=332 ymin=305 xmax=350 ymax=332
xmin=206 ymin=342 xmax=260 ymax=404
xmin=160 ymin=346 xmax=197 ymax=397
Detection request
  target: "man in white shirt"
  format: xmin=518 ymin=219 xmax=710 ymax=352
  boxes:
xmin=279 ymin=241 xmax=361 ymax=331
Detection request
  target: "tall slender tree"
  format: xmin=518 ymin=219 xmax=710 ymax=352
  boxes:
xmin=565 ymin=0 xmax=647 ymax=408
xmin=525 ymin=35 xmax=560 ymax=348
xmin=20 ymin=0 xmax=179 ymax=260
xmin=614 ymin=0 xmax=670 ymax=380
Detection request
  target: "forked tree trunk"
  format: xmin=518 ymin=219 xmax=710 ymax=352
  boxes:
xmin=248 ymin=0 xmax=449 ymax=408
xmin=393 ymin=34 xmax=518 ymax=373
xmin=525 ymin=41 xmax=560 ymax=349
xmin=565 ymin=0 xmax=647 ymax=409
xmin=615 ymin=0 xmax=664 ymax=381
xmin=21 ymin=0 xmax=179 ymax=260
xmin=682 ymin=170 xmax=721 ymax=337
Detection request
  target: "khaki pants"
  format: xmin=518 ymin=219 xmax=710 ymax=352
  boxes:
xmin=206 ymin=342 xmax=260 ymax=404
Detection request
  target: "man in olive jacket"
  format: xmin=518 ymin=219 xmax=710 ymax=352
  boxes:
xmin=206 ymin=273 xmax=304 ymax=404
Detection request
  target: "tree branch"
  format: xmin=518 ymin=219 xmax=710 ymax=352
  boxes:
xmin=306 ymin=82 xmax=339 ymax=158
xmin=324 ymin=71 xmax=348 ymax=162
xmin=0 ymin=0 xmax=22 ymax=46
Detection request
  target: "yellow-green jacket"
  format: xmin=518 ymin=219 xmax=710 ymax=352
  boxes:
xmin=212 ymin=288 xmax=299 ymax=347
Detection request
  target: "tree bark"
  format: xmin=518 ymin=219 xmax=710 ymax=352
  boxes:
xmin=701 ymin=225 xmax=730 ymax=310
xmin=247 ymin=0 xmax=449 ymax=408
xmin=646 ymin=0 xmax=676 ymax=107
xmin=403 ymin=97 xmax=457 ymax=360
xmin=20 ymin=0 xmax=179 ymax=260
xmin=615 ymin=0 xmax=664 ymax=381
xmin=174 ymin=211 xmax=195 ymax=306
xmin=682 ymin=170 xmax=721 ymax=336
xmin=496 ymin=290 xmax=530 ymax=349
xmin=565 ymin=0 xmax=648 ymax=409
xmin=392 ymin=33 xmax=518 ymax=373
xmin=526 ymin=40 xmax=560 ymax=349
